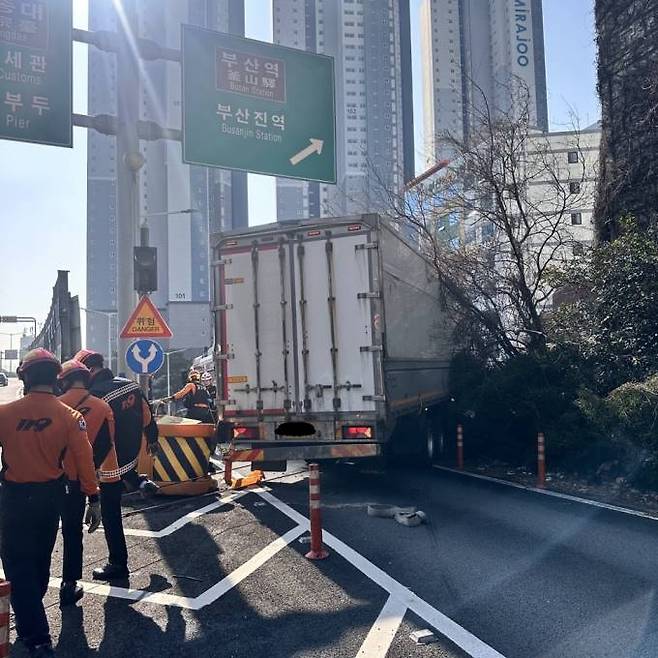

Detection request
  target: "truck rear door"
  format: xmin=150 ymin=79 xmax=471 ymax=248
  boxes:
xmin=219 ymin=239 xmax=293 ymax=417
xmin=292 ymin=226 xmax=377 ymax=414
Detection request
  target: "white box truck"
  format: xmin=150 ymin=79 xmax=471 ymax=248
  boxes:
xmin=211 ymin=214 xmax=454 ymax=466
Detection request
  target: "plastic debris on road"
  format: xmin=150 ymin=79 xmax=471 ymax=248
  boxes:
xmin=231 ymin=470 xmax=264 ymax=490
xmin=395 ymin=510 xmax=427 ymax=527
xmin=410 ymin=630 xmax=438 ymax=645
xmin=367 ymin=504 xmax=416 ymax=518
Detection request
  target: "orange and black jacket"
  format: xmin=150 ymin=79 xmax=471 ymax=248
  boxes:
xmin=0 ymin=392 xmax=99 ymax=499
xmin=89 ymin=369 xmax=158 ymax=455
xmin=59 ymin=387 xmax=121 ymax=484
xmin=172 ymin=382 xmax=210 ymax=408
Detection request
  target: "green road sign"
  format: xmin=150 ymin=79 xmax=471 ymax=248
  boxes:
xmin=0 ymin=0 xmax=72 ymax=147
xmin=182 ymin=25 xmax=336 ymax=184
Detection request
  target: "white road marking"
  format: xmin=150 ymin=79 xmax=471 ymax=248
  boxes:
xmin=256 ymin=489 xmax=507 ymax=658
xmin=1 ymin=522 xmax=304 ymax=611
xmin=356 ymin=595 xmax=407 ymax=657
xmin=10 ymin=470 xmax=506 ymax=657
xmin=434 ymin=465 xmax=658 ymax=522
xmin=192 ymin=525 xmax=306 ymax=608
xmin=66 ymin=575 xmax=195 ymax=608
xmin=123 ymin=490 xmax=248 ymax=538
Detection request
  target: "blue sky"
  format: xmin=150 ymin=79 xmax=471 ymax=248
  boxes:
xmin=0 ymin=0 xmax=599 ymax=350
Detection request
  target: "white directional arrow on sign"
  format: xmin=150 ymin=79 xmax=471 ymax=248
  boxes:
xmin=289 ymin=138 xmax=324 ymax=166
xmin=132 ymin=343 xmax=158 ymax=373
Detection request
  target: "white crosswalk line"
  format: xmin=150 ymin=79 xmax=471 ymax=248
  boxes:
xmin=356 ymin=595 xmax=407 ymax=657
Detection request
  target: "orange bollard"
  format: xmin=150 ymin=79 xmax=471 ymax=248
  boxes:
xmin=457 ymin=424 xmax=464 ymax=470
xmin=223 ymin=456 xmax=233 ymax=486
xmin=305 ymin=463 xmax=329 ymax=560
xmin=0 ymin=580 xmax=10 ymax=658
xmin=537 ymin=432 xmax=546 ymax=488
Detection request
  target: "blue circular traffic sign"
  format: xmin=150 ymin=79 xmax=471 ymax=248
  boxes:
xmin=126 ymin=339 xmax=165 ymax=375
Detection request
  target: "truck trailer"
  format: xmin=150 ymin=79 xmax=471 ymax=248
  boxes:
xmin=211 ymin=214 xmax=454 ymax=466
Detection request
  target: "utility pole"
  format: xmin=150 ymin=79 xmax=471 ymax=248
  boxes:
xmin=116 ymin=0 xmax=144 ymax=377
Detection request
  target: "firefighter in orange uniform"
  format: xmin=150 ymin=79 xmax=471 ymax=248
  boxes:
xmin=73 ymin=349 xmax=159 ymax=581
xmin=57 ymin=359 xmax=121 ymax=606
xmin=0 ymin=349 xmax=100 ymax=658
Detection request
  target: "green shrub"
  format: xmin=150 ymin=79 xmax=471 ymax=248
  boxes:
xmin=449 ymin=347 xmax=598 ymax=469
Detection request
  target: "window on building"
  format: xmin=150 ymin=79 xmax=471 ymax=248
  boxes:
xmin=571 ymin=212 xmax=583 ymax=225
xmin=569 ymin=182 xmax=581 ymax=194
xmin=567 ymin=151 xmax=579 ymax=164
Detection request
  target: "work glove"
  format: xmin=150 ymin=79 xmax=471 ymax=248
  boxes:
xmin=85 ymin=500 xmax=102 ymax=534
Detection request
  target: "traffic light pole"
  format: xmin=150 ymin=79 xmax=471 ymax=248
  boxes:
xmin=115 ymin=0 xmax=143 ymax=378
xmin=71 ymin=26 xmax=190 ymax=385
xmin=72 ymin=24 xmax=177 ymax=380
xmin=137 ymin=218 xmax=150 ymax=397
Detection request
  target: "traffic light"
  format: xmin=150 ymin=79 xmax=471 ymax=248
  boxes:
xmin=134 ymin=247 xmax=157 ymax=293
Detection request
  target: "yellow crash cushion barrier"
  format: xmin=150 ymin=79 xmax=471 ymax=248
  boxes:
xmin=138 ymin=421 xmax=218 ymax=496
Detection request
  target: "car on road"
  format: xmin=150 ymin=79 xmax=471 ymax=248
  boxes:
xmin=0 ymin=372 xmax=7 ymax=386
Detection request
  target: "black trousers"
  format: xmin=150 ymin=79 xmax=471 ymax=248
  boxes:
xmin=187 ymin=406 xmax=214 ymax=423
xmin=114 ymin=430 xmax=143 ymax=490
xmin=0 ymin=479 xmax=64 ymax=649
xmin=61 ymin=481 xmax=86 ymax=582
xmin=99 ymin=481 xmax=128 ymax=568
xmin=187 ymin=408 xmax=218 ymax=469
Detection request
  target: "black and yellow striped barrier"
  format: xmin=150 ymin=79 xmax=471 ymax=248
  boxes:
xmin=140 ymin=422 xmax=218 ymax=496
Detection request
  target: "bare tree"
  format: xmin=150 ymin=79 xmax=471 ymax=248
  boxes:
xmin=381 ymin=81 xmax=593 ymax=360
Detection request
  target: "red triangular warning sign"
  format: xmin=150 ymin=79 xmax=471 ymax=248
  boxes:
xmin=120 ymin=295 xmax=173 ymax=339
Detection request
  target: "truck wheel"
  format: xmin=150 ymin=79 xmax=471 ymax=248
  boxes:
xmin=417 ymin=417 xmax=437 ymax=467
xmin=386 ymin=414 xmax=435 ymax=467
xmin=425 ymin=425 xmax=436 ymax=464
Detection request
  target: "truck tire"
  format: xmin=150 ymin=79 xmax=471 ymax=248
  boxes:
xmin=417 ymin=415 xmax=437 ymax=467
xmin=387 ymin=413 xmax=435 ymax=467
xmin=425 ymin=422 xmax=436 ymax=464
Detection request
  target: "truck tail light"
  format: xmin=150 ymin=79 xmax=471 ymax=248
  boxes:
xmin=233 ymin=426 xmax=259 ymax=440
xmin=342 ymin=426 xmax=373 ymax=439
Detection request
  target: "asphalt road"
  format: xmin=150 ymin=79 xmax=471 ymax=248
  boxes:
xmin=4 ymin=465 xmax=468 ymax=658
xmin=280 ymin=462 xmax=658 ymax=658
xmin=3 ymin=445 xmax=658 ymax=657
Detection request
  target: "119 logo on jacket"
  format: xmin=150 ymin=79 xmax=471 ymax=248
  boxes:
xmin=16 ymin=418 xmax=53 ymax=432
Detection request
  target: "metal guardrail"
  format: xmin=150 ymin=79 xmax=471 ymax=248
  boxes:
xmin=28 ymin=270 xmax=81 ymax=360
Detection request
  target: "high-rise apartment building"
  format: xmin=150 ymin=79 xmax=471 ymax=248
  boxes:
xmin=420 ymin=0 xmax=548 ymax=165
xmin=86 ymin=0 xmax=247 ymax=361
xmin=272 ymin=0 xmax=415 ymax=220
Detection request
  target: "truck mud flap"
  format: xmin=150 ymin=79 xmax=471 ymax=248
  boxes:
xmin=231 ymin=442 xmax=380 ymax=462
xmin=252 ymin=460 xmax=288 ymax=472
